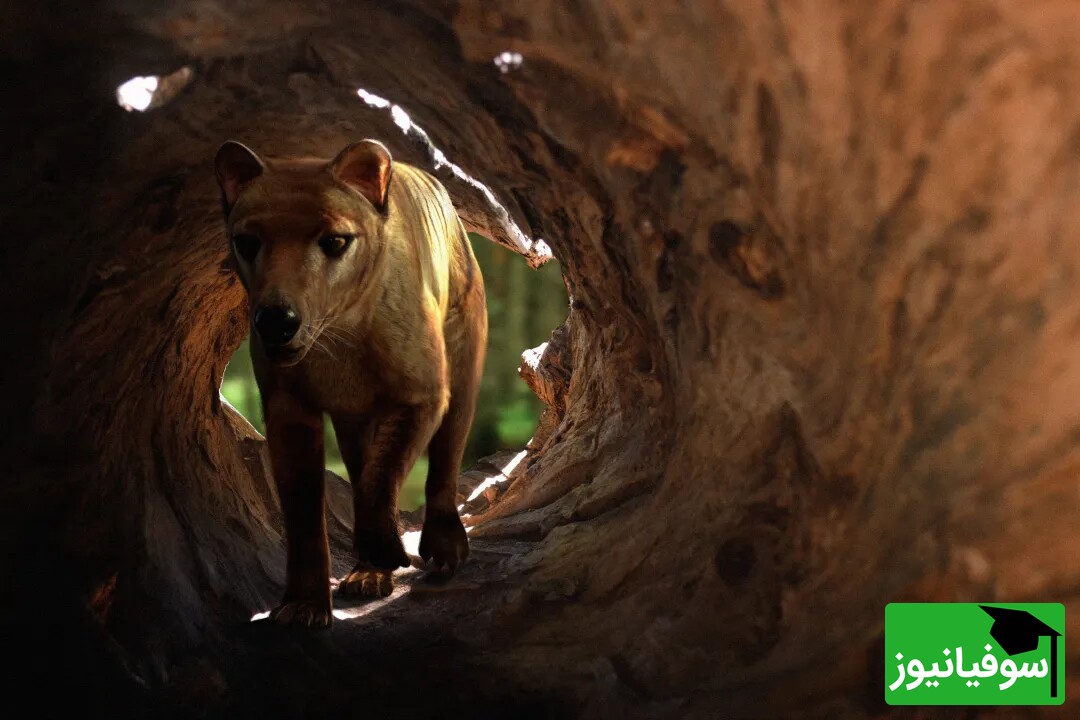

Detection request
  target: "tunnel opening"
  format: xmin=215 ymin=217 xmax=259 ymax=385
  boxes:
xmin=205 ymin=77 xmax=570 ymax=514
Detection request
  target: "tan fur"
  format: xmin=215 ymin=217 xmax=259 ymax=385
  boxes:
xmin=216 ymin=140 xmax=487 ymax=627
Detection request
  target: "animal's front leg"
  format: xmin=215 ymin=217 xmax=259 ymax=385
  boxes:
xmin=338 ymin=403 xmax=443 ymax=597
xmin=265 ymin=394 xmax=331 ymax=628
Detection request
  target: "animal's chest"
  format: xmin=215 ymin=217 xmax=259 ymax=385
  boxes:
xmin=279 ymin=327 xmax=443 ymax=416
xmin=283 ymin=349 xmax=381 ymax=416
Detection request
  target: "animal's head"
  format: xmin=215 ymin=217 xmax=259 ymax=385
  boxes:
xmin=214 ymin=139 xmax=393 ymax=365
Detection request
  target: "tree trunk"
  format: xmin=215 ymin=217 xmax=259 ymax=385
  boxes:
xmin=3 ymin=1 xmax=1079 ymax=717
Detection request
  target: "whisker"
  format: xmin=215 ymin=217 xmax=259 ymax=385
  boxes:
xmin=321 ymin=328 xmax=351 ymax=346
xmin=298 ymin=315 xmax=362 ymax=362
xmin=311 ymin=337 xmax=337 ymax=361
xmin=324 ymin=321 xmax=362 ymax=342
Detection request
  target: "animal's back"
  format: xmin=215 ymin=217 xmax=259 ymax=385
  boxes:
xmin=388 ymin=163 xmax=466 ymax=319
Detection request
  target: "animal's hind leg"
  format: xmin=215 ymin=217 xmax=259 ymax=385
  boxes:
xmin=335 ymin=406 xmax=441 ymax=597
xmin=332 ymin=415 xmax=391 ymax=599
xmin=420 ymin=294 xmax=487 ymax=571
xmin=418 ymin=399 xmax=473 ymax=571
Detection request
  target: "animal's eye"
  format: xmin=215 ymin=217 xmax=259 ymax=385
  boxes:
xmin=232 ymin=234 xmax=261 ymax=262
xmin=319 ymin=234 xmax=353 ymax=258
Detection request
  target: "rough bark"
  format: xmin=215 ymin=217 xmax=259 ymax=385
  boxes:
xmin=3 ymin=1 xmax=1080 ymax=718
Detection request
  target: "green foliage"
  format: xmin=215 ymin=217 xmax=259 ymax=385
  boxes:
xmin=466 ymin=234 xmax=567 ymax=460
xmin=219 ymin=234 xmax=567 ymax=511
xmin=496 ymin=397 xmax=540 ymax=446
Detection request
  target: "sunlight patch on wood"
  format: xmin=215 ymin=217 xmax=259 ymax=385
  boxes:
xmin=116 ymin=67 xmax=193 ymax=112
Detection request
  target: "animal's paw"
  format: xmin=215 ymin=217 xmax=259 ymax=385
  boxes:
xmin=338 ymin=564 xmax=394 ymax=598
xmin=419 ymin=510 xmax=469 ymax=572
xmin=270 ymin=600 xmax=332 ymax=629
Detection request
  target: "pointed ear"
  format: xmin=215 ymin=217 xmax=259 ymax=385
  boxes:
xmin=214 ymin=141 xmax=266 ymax=209
xmin=329 ymin=140 xmax=393 ymax=212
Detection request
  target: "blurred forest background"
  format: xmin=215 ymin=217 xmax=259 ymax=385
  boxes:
xmin=220 ymin=233 xmax=567 ymax=509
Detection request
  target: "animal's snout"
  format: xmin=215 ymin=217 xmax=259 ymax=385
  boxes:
xmin=254 ymin=303 xmax=301 ymax=347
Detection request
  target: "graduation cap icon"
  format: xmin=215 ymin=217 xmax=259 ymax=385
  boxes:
xmin=980 ymin=605 xmax=1062 ymax=698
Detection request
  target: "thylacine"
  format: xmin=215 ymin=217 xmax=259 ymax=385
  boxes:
xmin=215 ymin=139 xmax=487 ymax=627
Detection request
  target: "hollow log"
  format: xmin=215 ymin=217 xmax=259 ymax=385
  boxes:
xmin=2 ymin=1 xmax=1079 ymax=717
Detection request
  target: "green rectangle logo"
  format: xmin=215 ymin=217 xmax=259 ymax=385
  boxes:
xmin=885 ymin=603 xmax=1065 ymax=705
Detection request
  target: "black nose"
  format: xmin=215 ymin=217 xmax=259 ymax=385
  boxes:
xmin=253 ymin=304 xmax=301 ymax=347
